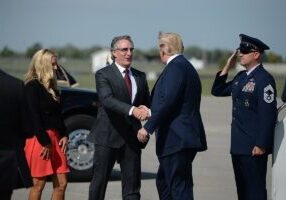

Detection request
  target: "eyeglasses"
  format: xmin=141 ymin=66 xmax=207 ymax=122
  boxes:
xmin=115 ymin=48 xmax=134 ymax=53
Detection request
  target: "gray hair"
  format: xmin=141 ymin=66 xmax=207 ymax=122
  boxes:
xmin=110 ymin=35 xmax=134 ymax=60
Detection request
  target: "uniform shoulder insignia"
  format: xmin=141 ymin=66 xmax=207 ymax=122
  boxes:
xmin=264 ymin=84 xmax=274 ymax=103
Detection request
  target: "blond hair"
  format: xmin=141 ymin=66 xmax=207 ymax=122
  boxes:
xmin=25 ymin=49 xmax=59 ymax=101
xmin=158 ymin=32 xmax=184 ymax=56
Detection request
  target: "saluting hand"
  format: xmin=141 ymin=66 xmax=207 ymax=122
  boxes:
xmin=220 ymin=50 xmax=238 ymax=76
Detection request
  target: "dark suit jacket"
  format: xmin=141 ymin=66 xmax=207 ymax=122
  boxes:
xmin=25 ymin=79 xmax=67 ymax=146
xmin=88 ymin=63 xmax=150 ymax=151
xmin=212 ymin=65 xmax=277 ymax=155
xmin=144 ymin=55 xmax=207 ymax=157
xmin=0 ymin=69 xmax=32 ymax=190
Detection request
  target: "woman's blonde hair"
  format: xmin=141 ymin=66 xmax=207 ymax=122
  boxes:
xmin=158 ymin=32 xmax=184 ymax=56
xmin=25 ymin=49 xmax=59 ymax=101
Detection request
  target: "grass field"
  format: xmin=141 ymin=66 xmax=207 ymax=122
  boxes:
xmin=0 ymin=57 xmax=284 ymax=97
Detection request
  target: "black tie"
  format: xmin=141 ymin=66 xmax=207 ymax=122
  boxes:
xmin=124 ymin=69 xmax=132 ymax=98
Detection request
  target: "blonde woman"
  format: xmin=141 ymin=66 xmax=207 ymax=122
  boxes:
xmin=24 ymin=49 xmax=69 ymax=200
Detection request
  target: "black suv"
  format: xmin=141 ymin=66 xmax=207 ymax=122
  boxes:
xmin=57 ymin=66 xmax=98 ymax=180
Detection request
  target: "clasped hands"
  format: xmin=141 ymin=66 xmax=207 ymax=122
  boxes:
xmin=132 ymin=105 xmax=150 ymax=143
xmin=132 ymin=105 xmax=150 ymax=121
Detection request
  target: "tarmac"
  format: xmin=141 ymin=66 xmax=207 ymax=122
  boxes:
xmin=12 ymin=96 xmax=273 ymax=200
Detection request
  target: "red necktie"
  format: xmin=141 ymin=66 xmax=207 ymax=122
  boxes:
xmin=124 ymin=69 xmax=132 ymax=98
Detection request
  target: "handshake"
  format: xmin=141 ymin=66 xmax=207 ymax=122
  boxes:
xmin=132 ymin=105 xmax=150 ymax=144
xmin=132 ymin=105 xmax=150 ymax=121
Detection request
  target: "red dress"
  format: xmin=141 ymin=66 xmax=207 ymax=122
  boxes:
xmin=25 ymin=129 xmax=70 ymax=178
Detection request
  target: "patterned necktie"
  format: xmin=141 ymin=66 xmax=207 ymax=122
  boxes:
xmin=124 ymin=69 xmax=132 ymax=98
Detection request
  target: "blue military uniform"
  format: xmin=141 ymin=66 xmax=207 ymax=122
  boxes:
xmin=212 ymin=34 xmax=277 ymax=200
xmin=212 ymin=66 xmax=277 ymax=155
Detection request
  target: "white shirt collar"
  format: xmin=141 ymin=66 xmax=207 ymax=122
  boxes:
xmin=246 ymin=64 xmax=260 ymax=75
xmin=115 ymin=62 xmax=132 ymax=76
xmin=114 ymin=62 xmax=137 ymax=103
xmin=167 ymin=54 xmax=180 ymax=64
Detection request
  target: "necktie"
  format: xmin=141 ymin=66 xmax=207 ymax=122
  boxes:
xmin=124 ymin=69 xmax=132 ymax=98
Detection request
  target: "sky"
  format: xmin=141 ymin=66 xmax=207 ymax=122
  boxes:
xmin=1 ymin=0 xmax=286 ymax=56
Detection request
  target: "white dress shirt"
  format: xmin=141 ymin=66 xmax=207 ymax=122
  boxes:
xmin=115 ymin=62 xmax=137 ymax=115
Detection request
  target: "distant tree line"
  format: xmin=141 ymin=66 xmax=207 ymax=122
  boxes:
xmin=1 ymin=42 xmax=284 ymax=64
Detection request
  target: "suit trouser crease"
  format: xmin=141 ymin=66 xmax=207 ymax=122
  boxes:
xmin=89 ymin=144 xmax=141 ymax=200
xmin=156 ymin=149 xmax=197 ymax=200
xmin=231 ymin=155 xmax=268 ymax=200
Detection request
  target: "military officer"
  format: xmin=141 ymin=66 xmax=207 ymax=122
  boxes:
xmin=212 ymin=34 xmax=277 ymax=200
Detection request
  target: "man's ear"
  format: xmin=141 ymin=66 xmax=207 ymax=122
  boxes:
xmin=112 ymin=51 xmax=117 ymax=59
xmin=254 ymin=52 xmax=262 ymax=60
xmin=160 ymin=49 xmax=165 ymax=57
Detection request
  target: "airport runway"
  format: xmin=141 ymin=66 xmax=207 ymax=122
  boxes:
xmin=12 ymin=96 xmax=272 ymax=200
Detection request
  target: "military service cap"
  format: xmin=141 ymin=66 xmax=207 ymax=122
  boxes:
xmin=238 ymin=34 xmax=270 ymax=53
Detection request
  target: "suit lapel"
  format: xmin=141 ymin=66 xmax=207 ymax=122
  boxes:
xmin=233 ymin=65 xmax=262 ymax=98
xmin=232 ymin=71 xmax=246 ymax=99
xmin=110 ymin=64 xmax=131 ymax=102
xmin=151 ymin=64 xmax=168 ymax=100
xmin=131 ymin=69 xmax=137 ymax=101
xmin=240 ymin=65 xmax=262 ymax=89
xmin=247 ymin=64 xmax=262 ymax=78
xmin=151 ymin=56 xmax=179 ymax=97
xmin=151 ymin=74 xmax=160 ymax=99
xmin=131 ymin=68 xmax=141 ymax=104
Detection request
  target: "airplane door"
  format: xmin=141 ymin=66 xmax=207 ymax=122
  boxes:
xmin=272 ymin=104 xmax=286 ymax=200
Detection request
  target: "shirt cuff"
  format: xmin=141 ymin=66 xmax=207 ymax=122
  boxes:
xmin=129 ymin=106 xmax=135 ymax=116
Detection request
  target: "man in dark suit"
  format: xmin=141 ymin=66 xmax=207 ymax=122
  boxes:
xmin=0 ymin=69 xmax=32 ymax=200
xmin=88 ymin=35 xmax=150 ymax=200
xmin=212 ymin=34 xmax=277 ymax=200
xmin=137 ymin=32 xmax=207 ymax=200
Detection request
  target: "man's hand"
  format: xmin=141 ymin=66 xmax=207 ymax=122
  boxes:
xmin=252 ymin=146 xmax=266 ymax=156
xmin=138 ymin=105 xmax=149 ymax=112
xmin=132 ymin=106 xmax=150 ymax=121
xmin=220 ymin=50 xmax=238 ymax=76
xmin=137 ymin=127 xmax=149 ymax=143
